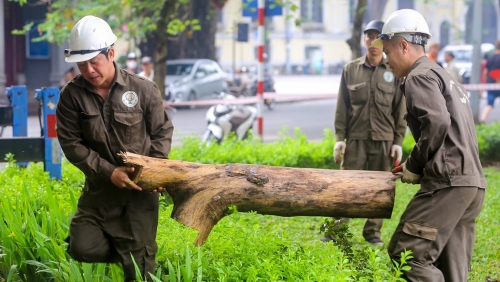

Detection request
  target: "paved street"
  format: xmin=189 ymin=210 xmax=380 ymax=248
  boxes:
xmin=1 ymin=75 xmax=499 ymax=149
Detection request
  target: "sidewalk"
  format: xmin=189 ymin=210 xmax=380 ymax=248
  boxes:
xmin=274 ymin=75 xmax=341 ymax=95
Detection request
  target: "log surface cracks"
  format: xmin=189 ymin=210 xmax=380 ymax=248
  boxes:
xmin=119 ymin=152 xmax=397 ymax=246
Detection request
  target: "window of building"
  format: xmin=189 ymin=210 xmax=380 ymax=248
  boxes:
xmin=300 ymin=0 xmax=323 ymax=23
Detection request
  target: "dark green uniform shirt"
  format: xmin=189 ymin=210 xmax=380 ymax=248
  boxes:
xmin=402 ymin=56 xmax=487 ymax=191
xmin=335 ymin=56 xmax=407 ymax=145
xmin=56 ymin=65 xmax=174 ymax=207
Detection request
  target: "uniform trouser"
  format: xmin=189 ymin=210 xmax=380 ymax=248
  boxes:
xmin=338 ymin=139 xmax=392 ymax=240
xmin=388 ymin=186 xmax=485 ymax=282
xmin=66 ymin=194 xmax=159 ymax=282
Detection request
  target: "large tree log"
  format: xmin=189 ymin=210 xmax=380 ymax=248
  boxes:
xmin=119 ymin=152 xmax=398 ymax=246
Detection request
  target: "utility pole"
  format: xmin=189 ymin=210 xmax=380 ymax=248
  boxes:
xmin=232 ymin=21 xmax=236 ymax=75
xmin=284 ymin=2 xmax=292 ymax=75
xmin=257 ymin=0 xmax=265 ymax=139
xmin=470 ymin=0 xmax=483 ymax=123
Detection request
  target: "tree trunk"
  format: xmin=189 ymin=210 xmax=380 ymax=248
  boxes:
xmin=346 ymin=0 xmax=367 ymax=60
xmin=167 ymin=0 xmax=218 ymax=61
xmin=184 ymin=0 xmax=217 ymax=60
xmin=120 ymin=152 xmax=397 ymax=246
xmin=153 ymin=0 xmax=177 ymax=99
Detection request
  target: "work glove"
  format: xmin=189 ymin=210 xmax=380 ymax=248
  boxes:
xmin=391 ymin=162 xmax=422 ymax=184
xmin=390 ymin=144 xmax=403 ymax=167
xmin=333 ymin=141 xmax=346 ymax=164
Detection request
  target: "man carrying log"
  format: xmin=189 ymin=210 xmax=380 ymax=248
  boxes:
xmin=56 ymin=15 xmax=174 ymax=281
xmin=328 ymin=20 xmax=407 ymax=246
xmin=373 ymin=9 xmax=487 ymax=281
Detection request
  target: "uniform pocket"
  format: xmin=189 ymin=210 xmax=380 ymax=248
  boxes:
xmin=393 ymin=221 xmax=438 ymax=262
xmin=113 ymin=111 xmax=144 ymax=144
xmin=80 ymin=112 xmax=106 ymax=143
xmin=347 ymin=82 xmax=368 ymax=105
xmin=376 ymin=83 xmax=395 ymax=107
xmin=402 ymin=221 xmax=438 ymax=241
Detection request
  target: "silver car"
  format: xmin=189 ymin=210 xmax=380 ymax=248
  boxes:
xmin=165 ymin=59 xmax=228 ymax=103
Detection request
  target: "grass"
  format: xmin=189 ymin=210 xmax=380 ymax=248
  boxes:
xmin=0 ymin=131 xmax=499 ymax=281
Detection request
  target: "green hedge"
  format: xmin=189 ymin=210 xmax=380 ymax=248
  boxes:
xmin=170 ymin=127 xmax=339 ymax=169
xmin=171 ymin=123 xmax=500 ymax=167
xmin=476 ymin=122 xmax=500 ymax=164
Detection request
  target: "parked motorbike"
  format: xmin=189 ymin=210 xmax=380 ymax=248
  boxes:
xmin=202 ymin=92 xmax=257 ymax=144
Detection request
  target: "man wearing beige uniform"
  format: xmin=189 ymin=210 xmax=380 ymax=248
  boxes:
xmin=327 ymin=20 xmax=407 ymax=246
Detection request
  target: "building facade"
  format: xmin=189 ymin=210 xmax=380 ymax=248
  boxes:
xmin=215 ymin=0 xmax=500 ymax=74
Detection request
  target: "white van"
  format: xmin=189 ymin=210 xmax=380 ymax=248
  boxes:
xmin=437 ymin=43 xmax=495 ymax=83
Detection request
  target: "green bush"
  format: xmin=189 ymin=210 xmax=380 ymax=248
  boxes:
xmin=170 ymin=127 xmax=339 ymax=169
xmin=476 ymin=122 xmax=500 ymax=164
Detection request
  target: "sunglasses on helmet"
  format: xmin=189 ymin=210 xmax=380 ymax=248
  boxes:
xmin=64 ymin=47 xmax=110 ymax=58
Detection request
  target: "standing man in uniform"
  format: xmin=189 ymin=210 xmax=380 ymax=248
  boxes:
xmin=328 ymin=20 xmax=407 ymax=246
xmin=125 ymin=52 xmax=139 ymax=74
xmin=56 ymin=15 xmax=174 ymax=281
xmin=373 ymin=9 xmax=486 ymax=281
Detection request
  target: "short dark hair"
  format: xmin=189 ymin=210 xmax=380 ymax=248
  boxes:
xmin=445 ymin=51 xmax=454 ymax=59
xmin=100 ymin=44 xmax=115 ymax=60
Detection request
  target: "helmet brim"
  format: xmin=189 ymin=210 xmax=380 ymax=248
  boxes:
xmin=65 ymin=51 xmax=101 ymax=63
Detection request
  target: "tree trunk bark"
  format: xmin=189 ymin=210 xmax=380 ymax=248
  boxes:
xmin=184 ymin=0 xmax=217 ymax=60
xmin=120 ymin=152 xmax=397 ymax=246
xmin=346 ymin=0 xmax=367 ymax=60
xmin=153 ymin=0 xmax=176 ymax=99
xmin=167 ymin=0 xmax=218 ymax=61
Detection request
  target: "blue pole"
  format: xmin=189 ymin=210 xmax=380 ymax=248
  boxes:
xmin=35 ymin=88 xmax=62 ymax=180
xmin=7 ymin=86 xmax=28 ymax=166
xmin=8 ymin=85 xmax=28 ymax=137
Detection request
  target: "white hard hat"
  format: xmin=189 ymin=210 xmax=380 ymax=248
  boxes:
xmin=65 ymin=15 xmax=117 ymax=63
xmin=127 ymin=52 xmax=137 ymax=59
xmin=372 ymin=9 xmax=431 ymax=49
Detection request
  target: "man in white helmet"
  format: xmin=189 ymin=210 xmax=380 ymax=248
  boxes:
xmin=56 ymin=15 xmax=174 ymax=281
xmin=324 ymin=20 xmax=406 ymax=246
xmin=373 ymin=9 xmax=486 ymax=281
xmin=125 ymin=52 xmax=139 ymax=74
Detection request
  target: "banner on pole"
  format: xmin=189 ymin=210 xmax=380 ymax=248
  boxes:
xmin=242 ymin=0 xmax=283 ymax=17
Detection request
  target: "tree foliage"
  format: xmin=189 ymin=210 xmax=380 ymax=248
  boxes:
xmin=12 ymin=0 xmax=205 ymax=98
xmin=12 ymin=0 xmax=200 ymax=45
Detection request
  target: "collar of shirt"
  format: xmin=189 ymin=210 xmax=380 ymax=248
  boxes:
xmin=400 ymin=56 xmax=432 ymax=93
xmin=357 ymin=55 xmax=390 ymax=69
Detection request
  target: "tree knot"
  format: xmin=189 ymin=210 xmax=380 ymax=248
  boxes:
xmin=226 ymin=166 xmax=269 ymax=186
